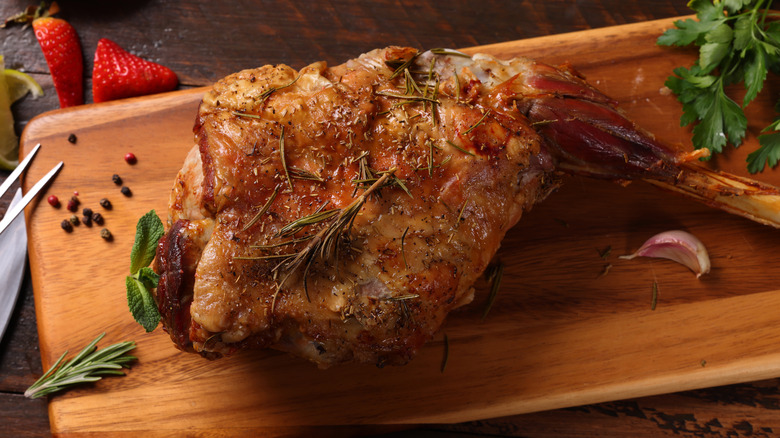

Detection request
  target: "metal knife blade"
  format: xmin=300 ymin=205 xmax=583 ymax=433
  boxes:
xmin=0 ymin=161 xmax=63 ymax=236
xmin=0 ymin=189 xmax=27 ymax=343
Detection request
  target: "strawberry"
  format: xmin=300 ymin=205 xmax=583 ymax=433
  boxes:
xmin=92 ymin=38 xmax=178 ymax=103
xmin=32 ymin=16 xmax=84 ymax=107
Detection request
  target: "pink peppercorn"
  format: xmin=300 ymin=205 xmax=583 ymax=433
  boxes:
xmin=47 ymin=195 xmax=60 ymax=208
xmin=124 ymin=153 xmax=137 ymax=164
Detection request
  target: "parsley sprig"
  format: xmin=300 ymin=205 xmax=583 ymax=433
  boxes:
xmin=658 ymin=0 xmax=780 ymax=173
xmin=126 ymin=210 xmax=164 ymax=332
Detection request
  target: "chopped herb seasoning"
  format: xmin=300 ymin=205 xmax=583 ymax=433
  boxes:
xmin=597 ymin=245 xmax=612 ymax=259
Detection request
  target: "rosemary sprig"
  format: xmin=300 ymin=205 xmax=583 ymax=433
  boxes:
xmin=387 ymin=52 xmax=420 ymax=80
xmin=375 ymin=90 xmax=440 ymax=104
xmin=464 ymin=109 xmax=491 ymax=135
xmin=232 ymin=111 xmax=263 ymax=119
xmin=250 ymin=235 xmax=314 ymax=250
xmin=25 ymin=333 xmax=136 ymax=399
xmin=258 ymin=74 xmax=301 ymax=104
xmin=242 ymin=186 xmax=279 ymax=232
xmin=279 ymin=126 xmax=293 ymax=192
xmin=289 ymin=167 xmax=324 ymax=181
xmin=272 ymin=170 xmax=396 ymax=309
xmin=430 ymin=48 xmax=472 ymax=58
xmin=276 ymin=205 xmax=339 ymax=238
xmin=446 ymin=140 xmax=475 ymax=156
xmin=481 ymin=262 xmax=504 ymax=321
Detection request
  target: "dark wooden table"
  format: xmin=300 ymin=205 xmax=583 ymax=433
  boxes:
xmin=3 ymin=1 xmax=780 ymax=436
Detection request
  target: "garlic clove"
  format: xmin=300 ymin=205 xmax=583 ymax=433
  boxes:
xmin=620 ymin=230 xmax=710 ymax=278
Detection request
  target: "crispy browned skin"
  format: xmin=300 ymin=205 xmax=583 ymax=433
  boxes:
xmin=154 ymin=46 xmax=780 ymax=367
xmin=155 ymin=47 xmax=560 ymax=366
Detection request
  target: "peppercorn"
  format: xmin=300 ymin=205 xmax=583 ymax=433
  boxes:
xmin=47 ymin=195 xmax=60 ymax=208
xmin=82 ymin=207 xmax=93 ymax=217
xmin=60 ymin=219 xmax=73 ymax=232
xmin=100 ymin=228 xmax=112 ymax=241
xmin=66 ymin=199 xmax=78 ymax=212
xmin=112 ymin=174 xmax=122 ymax=185
xmin=120 ymin=186 xmax=132 ymax=197
xmin=69 ymin=215 xmax=80 ymax=226
xmin=99 ymin=198 xmax=112 ymax=209
xmin=82 ymin=214 xmax=92 ymax=226
xmin=67 ymin=133 xmax=77 ymax=144
xmin=124 ymin=153 xmax=137 ymax=164
xmin=92 ymin=212 xmax=104 ymax=225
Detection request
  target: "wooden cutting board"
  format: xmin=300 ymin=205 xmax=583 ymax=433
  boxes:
xmin=20 ymin=16 xmax=780 ymax=436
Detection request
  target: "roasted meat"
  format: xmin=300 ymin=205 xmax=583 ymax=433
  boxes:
xmin=154 ymin=46 xmax=780 ymax=367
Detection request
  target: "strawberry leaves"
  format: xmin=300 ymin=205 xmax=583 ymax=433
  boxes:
xmin=658 ymin=0 xmax=780 ymax=173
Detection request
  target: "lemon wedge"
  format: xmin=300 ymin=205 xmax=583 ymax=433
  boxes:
xmin=0 ymin=55 xmax=18 ymax=170
xmin=0 ymin=56 xmax=43 ymax=170
xmin=5 ymin=68 xmax=44 ymax=103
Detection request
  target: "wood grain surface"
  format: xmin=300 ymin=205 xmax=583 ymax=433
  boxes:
xmin=14 ymin=1 xmax=780 ymax=437
xmin=14 ymin=16 xmax=780 ymax=436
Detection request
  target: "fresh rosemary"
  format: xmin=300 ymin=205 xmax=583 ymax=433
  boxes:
xmin=481 ymin=262 xmax=504 ymax=321
xmin=464 ymin=109 xmax=491 ymax=135
xmin=242 ymin=186 xmax=280 ymax=232
xmin=271 ymin=170 xmax=397 ymax=310
xmin=651 ymin=281 xmax=658 ymax=311
xmin=258 ymin=73 xmax=301 ymax=104
xmin=279 ymin=126 xmax=293 ymax=192
xmin=430 ymin=48 xmax=472 ymax=58
xmin=25 ymin=333 xmax=136 ymax=399
xmin=446 ymin=139 xmax=475 ymax=156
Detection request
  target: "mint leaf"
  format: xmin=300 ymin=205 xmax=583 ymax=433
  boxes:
xmin=137 ymin=266 xmax=160 ymax=290
xmin=126 ymin=274 xmax=161 ymax=333
xmin=130 ymin=210 xmax=164 ymax=274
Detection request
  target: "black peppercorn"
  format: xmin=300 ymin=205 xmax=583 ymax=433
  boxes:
xmin=112 ymin=174 xmax=122 ymax=185
xmin=120 ymin=186 xmax=132 ymax=197
xmin=100 ymin=228 xmax=112 ymax=240
xmin=67 ymin=133 xmax=77 ymax=144
xmin=82 ymin=215 xmax=92 ymax=226
xmin=82 ymin=207 xmax=93 ymax=217
xmin=99 ymin=198 xmax=112 ymax=209
xmin=66 ymin=199 xmax=78 ymax=212
xmin=92 ymin=212 xmax=104 ymax=225
xmin=69 ymin=215 xmax=80 ymax=226
xmin=61 ymin=219 xmax=73 ymax=232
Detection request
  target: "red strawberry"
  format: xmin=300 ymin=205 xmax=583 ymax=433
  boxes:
xmin=32 ymin=17 xmax=84 ymax=107
xmin=92 ymin=38 xmax=178 ymax=103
